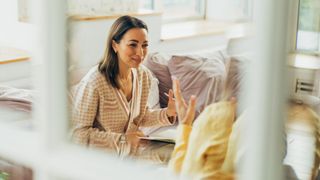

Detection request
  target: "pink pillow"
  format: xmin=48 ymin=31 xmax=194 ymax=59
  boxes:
xmin=143 ymin=52 xmax=172 ymax=108
xmin=168 ymin=53 xmax=226 ymax=116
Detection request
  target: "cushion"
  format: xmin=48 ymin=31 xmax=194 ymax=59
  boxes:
xmin=147 ymin=71 xmax=161 ymax=109
xmin=0 ymin=86 xmax=34 ymax=112
xmin=69 ymin=66 xmax=91 ymax=86
xmin=0 ymin=86 xmax=34 ymax=129
xmin=143 ymin=52 xmax=172 ymax=108
xmin=168 ymin=52 xmax=227 ymax=116
xmin=0 ymin=158 xmax=32 ymax=180
xmin=221 ymin=56 xmax=248 ymax=101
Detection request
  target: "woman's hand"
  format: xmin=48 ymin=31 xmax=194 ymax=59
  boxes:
xmin=166 ymin=89 xmax=177 ymax=117
xmin=125 ymin=131 xmax=146 ymax=150
xmin=172 ymin=78 xmax=196 ymax=126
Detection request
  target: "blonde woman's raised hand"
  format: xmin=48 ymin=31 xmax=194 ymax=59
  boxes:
xmin=172 ymin=78 xmax=196 ymax=126
xmin=166 ymin=89 xmax=177 ymax=117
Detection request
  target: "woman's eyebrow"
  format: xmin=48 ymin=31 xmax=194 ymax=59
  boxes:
xmin=128 ymin=39 xmax=148 ymax=43
xmin=128 ymin=40 xmax=139 ymax=43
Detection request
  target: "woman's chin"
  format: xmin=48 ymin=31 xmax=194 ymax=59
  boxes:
xmin=130 ymin=61 xmax=141 ymax=68
xmin=130 ymin=64 xmax=140 ymax=69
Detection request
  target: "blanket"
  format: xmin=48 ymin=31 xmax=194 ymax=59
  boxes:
xmin=0 ymin=86 xmax=34 ymax=112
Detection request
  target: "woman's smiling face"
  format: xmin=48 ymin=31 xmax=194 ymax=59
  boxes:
xmin=113 ymin=28 xmax=149 ymax=69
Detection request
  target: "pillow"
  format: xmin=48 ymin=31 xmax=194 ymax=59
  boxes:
xmin=143 ymin=52 xmax=172 ymax=108
xmin=147 ymin=71 xmax=161 ymax=109
xmin=0 ymin=86 xmax=34 ymax=103
xmin=221 ymin=56 xmax=248 ymax=101
xmin=0 ymin=86 xmax=34 ymax=112
xmin=0 ymin=157 xmax=32 ymax=180
xmin=168 ymin=52 xmax=226 ymax=116
xmin=69 ymin=66 xmax=91 ymax=86
xmin=140 ymin=66 xmax=163 ymax=136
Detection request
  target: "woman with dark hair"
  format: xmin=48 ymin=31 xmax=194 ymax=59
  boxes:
xmin=71 ymin=15 xmax=176 ymax=158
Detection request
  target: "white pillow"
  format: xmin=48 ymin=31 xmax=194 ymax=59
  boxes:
xmin=147 ymin=73 xmax=161 ymax=109
xmin=140 ymin=73 xmax=161 ymax=136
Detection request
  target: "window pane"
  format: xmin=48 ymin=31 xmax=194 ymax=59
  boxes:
xmin=139 ymin=0 xmax=153 ymax=10
xmin=230 ymin=0 xmax=252 ymax=20
xmin=162 ymin=0 xmax=205 ymax=22
xmin=296 ymin=0 xmax=320 ymax=52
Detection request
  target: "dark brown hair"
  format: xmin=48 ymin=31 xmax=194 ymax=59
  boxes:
xmin=98 ymin=15 xmax=148 ymax=88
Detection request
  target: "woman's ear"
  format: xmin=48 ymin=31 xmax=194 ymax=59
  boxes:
xmin=112 ymin=40 xmax=118 ymax=53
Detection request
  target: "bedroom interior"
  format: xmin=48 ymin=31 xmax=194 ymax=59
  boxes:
xmin=0 ymin=0 xmax=320 ymax=180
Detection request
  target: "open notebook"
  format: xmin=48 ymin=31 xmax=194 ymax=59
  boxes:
xmin=283 ymin=122 xmax=317 ymax=180
xmin=139 ymin=125 xmax=177 ymax=144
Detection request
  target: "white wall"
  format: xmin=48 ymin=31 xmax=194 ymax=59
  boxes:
xmin=3 ymin=5 xmax=254 ymax=88
xmin=1 ymin=12 xmax=230 ymax=87
xmin=206 ymin=0 xmax=244 ymax=21
xmin=68 ymin=14 xmax=229 ymax=70
xmin=0 ymin=0 xmax=18 ymax=23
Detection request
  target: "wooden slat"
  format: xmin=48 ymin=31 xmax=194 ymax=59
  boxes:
xmin=69 ymin=10 xmax=161 ymax=21
xmin=0 ymin=47 xmax=30 ymax=64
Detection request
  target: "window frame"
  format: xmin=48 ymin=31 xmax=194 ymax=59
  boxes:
xmin=293 ymin=0 xmax=320 ymax=55
xmin=161 ymin=0 xmax=207 ymax=23
xmin=140 ymin=0 xmax=207 ymax=23
xmin=0 ymin=0 xmax=288 ymax=179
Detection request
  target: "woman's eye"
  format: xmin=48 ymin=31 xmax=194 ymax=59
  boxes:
xmin=129 ymin=44 xmax=137 ymax=47
xmin=142 ymin=44 xmax=149 ymax=48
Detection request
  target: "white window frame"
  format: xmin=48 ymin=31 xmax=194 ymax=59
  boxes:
xmin=287 ymin=0 xmax=300 ymax=53
xmin=139 ymin=0 xmax=154 ymax=11
xmin=0 ymin=0 xmax=288 ymax=180
xmin=204 ymin=0 xmax=254 ymax=22
xmin=226 ymin=0 xmax=254 ymax=21
xmin=161 ymin=0 xmax=206 ymax=23
xmin=291 ymin=0 xmax=320 ymax=55
xmin=140 ymin=0 xmax=207 ymax=23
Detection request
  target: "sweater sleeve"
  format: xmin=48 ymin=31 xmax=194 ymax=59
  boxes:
xmin=71 ymin=80 xmax=123 ymax=154
xmin=139 ymin=107 xmax=176 ymax=127
xmin=168 ymin=124 xmax=192 ymax=174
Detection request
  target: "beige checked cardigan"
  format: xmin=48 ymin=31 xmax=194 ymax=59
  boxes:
xmin=71 ymin=65 xmax=174 ymax=156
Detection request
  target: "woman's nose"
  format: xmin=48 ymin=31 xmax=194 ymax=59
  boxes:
xmin=136 ymin=46 xmax=144 ymax=57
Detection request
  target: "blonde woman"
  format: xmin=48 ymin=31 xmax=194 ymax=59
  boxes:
xmin=168 ymin=58 xmax=245 ymax=179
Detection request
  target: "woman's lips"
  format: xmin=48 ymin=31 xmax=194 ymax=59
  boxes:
xmin=131 ymin=57 xmax=142 ymax=63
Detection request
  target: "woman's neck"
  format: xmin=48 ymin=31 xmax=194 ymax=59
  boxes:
xmin=118 ymin=62 xmax=131 ymax=80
